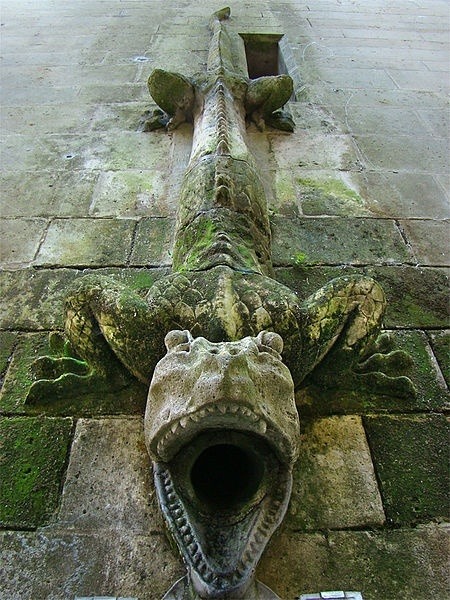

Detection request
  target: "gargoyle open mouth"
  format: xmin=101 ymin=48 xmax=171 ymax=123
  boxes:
xmin=145 ymin=330 xmax=300 ymax=598
xmin=154 ymin=428 xmax=292 ymax=597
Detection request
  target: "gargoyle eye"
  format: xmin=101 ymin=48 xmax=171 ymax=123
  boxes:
xmin=165 ymin=329 xmax=191 ymax=351
xmin=256 ymin=331 xmax=283 ymax=355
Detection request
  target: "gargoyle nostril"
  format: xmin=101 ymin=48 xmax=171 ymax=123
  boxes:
xmin=257 ymin=331 xmax=284 ymax=354
xmin=165 ymin=329 xmax=192 ymax=351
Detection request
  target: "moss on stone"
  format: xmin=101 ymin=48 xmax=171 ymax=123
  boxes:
xmin=297 ymin=177 xmax=370 ymax=216
xmin=364 ymin=414 xmax=450 ymax=526
xmin=0 ymin=333 xmax=51 ymax=414
xmin=0 ymin=416 xmax=73 ymax=528
xmin=0 ymin=331 xmax=16 ymax=386
xmin=173 ymin=217 xmax=215 ymax=272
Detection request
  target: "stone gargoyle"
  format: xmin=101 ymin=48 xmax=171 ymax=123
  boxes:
xmin=26 ymin=7 xmax=414 ymax=599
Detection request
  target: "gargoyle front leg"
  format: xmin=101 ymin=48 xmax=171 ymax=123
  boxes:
xmin=27 ymin=275 xmax=166 ymax=402
xmin=245 ymin=74 xmax=294 ymax=131
xmin=299 ymin=275 xmax=415 ymax=397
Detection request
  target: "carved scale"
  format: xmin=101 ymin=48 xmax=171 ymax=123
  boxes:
xmin=27 ymin=7 xmax=414 ymax=599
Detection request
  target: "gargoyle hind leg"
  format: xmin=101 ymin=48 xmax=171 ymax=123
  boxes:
xmin=300 ymin=275 xmax=415 ymax=397
xmin=28 ymin=275 xmax=163 ymax=402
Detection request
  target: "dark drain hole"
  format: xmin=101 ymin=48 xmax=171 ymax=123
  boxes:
xmin=190 ymin=443 xmax=264 ymax=510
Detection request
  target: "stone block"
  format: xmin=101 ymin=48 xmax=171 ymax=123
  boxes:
xmin=271 ymin=216 xmax=411 ymax=266
xmin=0 ymin=171 xmax=98 ymax=218
xmin=323 ymin=527 xmax=450 ymax=600
xmin=270 ymin=132 xmax=360 ymax=172
xmin=57 ymin=418 xmax=162 ymax=533
xmin=130 ymin=218 xmax=174 ymax=266
xmin=353 ymin=134 xmax=449 ymax=174
xmin=35 ymin=218 xmax=135 ymax=267
xmin=428 ymin=330 xmax=450 ymax=387
xmin=257 ymin=526 xmax=449 ymax=600
xmin=0 ymin=416 xmax=73 ymax=528
xmin=0 ymin=268 xmax=79 ymax=330
xmin=0 ymin=530 xmax=182 ymax=600
xmin=90 ymin=170 xmax=173 ymax=218
xmin=337 ymin=104 xmax=430 ymax=137
xmin=0 ymin=103 xmax=95 ymax=136
xmin=353 ymin=171 xmax=450 ymax=219
xmin=364 ymin=414 xmax=450 ymax=525
xmin=273 ymin=170 xmax=373 ymax=217
xmin=399 ymin=219 xmax=450 ymax=266
xmin=286 ymin=416 xmax=384 ymax=531
xmin=0 ymin=218 xmax=47 ymax=266
xmin=80 ymin=131 xmax=172 ymax=172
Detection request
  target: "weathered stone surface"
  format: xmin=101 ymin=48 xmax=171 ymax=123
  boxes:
xmin=364 ymin=414 xmax=450 ymax=525
xmin=399 ymin=219 xmax=450 ymax=266
xmin=258 ymin=526 xmax=450 ymax=600
xmin=296 ymin=329 xmax=449 ymax=416
xmin=0 ymin=331 xmax=16 ymax=385
xmin=286 ymin=416 xmax=385 ymax=531
xmin=0 ymin=267 xmax=168 ymax=330
xmin=428 ymin=330 xmax=450 ymax=387
xmin=0 ymin=416 xmax=73 ymax=528
xmin=354 ymin=171 xmax=450 ymax=219
xmin=57 ymin=418 xmax=162 ymax=532
xmin=0 ymin=171 xmax=98 ymax=218
xmin=269 ymin=170 xmax=372 ymax=222
xmin=271 ymin=216 xmax=411 ymax=266
xmin=89 ymin=169 xmax=173 ymax=218
xmin=270 ymin=131 xmax=361 ymax=172
xmin=0 ymin=268 xmax=82 ymax=330
xmin=0 ymin=218 xmax=48 ymax=266
xmin=35 ymin=218 xmax=135 ymax=266
xmin=130 ymin=217 xmax=174 ymax=266
xmin=276 ymin=265 xmax=450 ymax=328
xmin=353 ymin=133 xmax=449 ymax=173
xmin=0 ymin=530 xmax=182 ymax=600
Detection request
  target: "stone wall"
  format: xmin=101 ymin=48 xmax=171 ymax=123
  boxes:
xmin=1 ymin=1 xmax=448 ymax=598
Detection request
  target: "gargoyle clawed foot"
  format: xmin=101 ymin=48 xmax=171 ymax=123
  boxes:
xmin=305 ymin=329 xmax=416 ymax=399
xmin=299 ymin=277 xmax=416 ymax=399
xmin=26 ymin=332 xmax=135 ymax=405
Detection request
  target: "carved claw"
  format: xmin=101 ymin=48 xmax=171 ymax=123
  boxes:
xmin=26 ymin=330 xmax=133 ymax=404
xmin=304 ymin=334 xmax=417 ymax=399
xmin=26 ymin=370 xmax=131 ymax=404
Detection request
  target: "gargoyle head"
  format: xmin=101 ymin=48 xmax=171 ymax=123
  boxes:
xmin=144 ymin=330 xmax=300 ymax=598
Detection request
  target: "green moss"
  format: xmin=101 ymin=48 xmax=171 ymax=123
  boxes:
xmin=364 ymin=414 xmax=450 ymax=526
xmin=0 ymin=333 xmax=51 ymax=414
xmin=297 ymin=177 xmax=369 ymax=216
xmin=174 ymin=218 xmax=215 ymax=272
xmin=0 ymin=331 xmax=16 ymax=384
xmin=293 ymin=251 xmax=308 ymax=265
xmin=0 ymin=416 xmax=73 ymax=527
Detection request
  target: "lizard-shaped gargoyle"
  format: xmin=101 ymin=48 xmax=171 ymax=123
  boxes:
xmin=26 ymin=7 xmax=414 ymax=599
